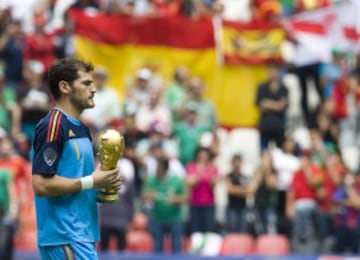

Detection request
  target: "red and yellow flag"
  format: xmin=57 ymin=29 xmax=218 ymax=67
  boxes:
xmin=222 ymin=21 xmax=285 ymax=65
xmin=69 ymin=10 xmax=271 ymax=127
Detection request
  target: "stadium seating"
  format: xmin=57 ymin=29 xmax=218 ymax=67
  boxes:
xmin=255 ymin=234 xmax=290 ymax=255
xmin=220 ymin=233 xmax=255 ymax=255
xmin=131 ymin=212 xmax=148 ymax=231
xmin=126 ymin=230 xmax=153 ymax=252
xmin=14 ymin=229 xmax=37 ymax=251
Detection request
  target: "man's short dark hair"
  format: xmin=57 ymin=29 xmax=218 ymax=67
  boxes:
xmin=48 ymin=58 xmax=94 ymax=100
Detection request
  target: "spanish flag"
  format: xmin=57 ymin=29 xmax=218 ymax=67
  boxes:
xmin=69 ymin=10 xmax=271 ymax=127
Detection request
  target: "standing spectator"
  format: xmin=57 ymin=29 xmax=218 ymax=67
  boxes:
xmin=124 ymin=68 xmax=152 ymax=115
xmin=0 ymin=136 xmax=29 ymax=209
xmin=255 ymin=64 xmax=288 ymax=151
xmin=286 ymin=150 xmax=322 ymax=253
xmin=252 ymin=150 xmax=278 ymax=234
xmin=81 ymin=66 xmax=122 ymax=136
xmin=17 ymin=60 xmax=51 ymax=147
xmin=173 ymin=105 xmax=209 ymax=166
xmin=271 ymin=137 xmax=300 ymax=235
xmin=120 ymin=112 xmax=147 ymax=196
xmin=99 ymin=156 xmax=136 ymax=252
xmin=135 ymin=88 xmax=172 ymax=137
xmin=0 ymin=162 xmax=18 ymax=260
xmin=181 ymin=77 xmax=217 ymax=131
xmin=23 ymin=14 xmax=56 ymax=73
xmin=186 ymin=147 xmax=218 ymax=234
xmin=142 ymin=158 xmax=187 ymax=253
xmin=225 ymin=154 xmax=252 ymax=233
xmin=0 ymin=19 xmax=25 ymax=88
xmin=332 ymin=171 xmax=360 ymax=254
xmin=316 ymin=150 xmax=344 ymax=253
xmin=0 ymin=63 xmax=22 ymax=141
xmin=164 ymin=67 xmax=189 ymax=123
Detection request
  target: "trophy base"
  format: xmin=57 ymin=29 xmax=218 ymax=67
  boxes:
xmin=96 ymin=190 xmax=120 ymax=203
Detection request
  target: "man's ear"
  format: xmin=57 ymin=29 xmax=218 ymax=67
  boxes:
xmin=59 ymin=80 xmax=71 ymax=95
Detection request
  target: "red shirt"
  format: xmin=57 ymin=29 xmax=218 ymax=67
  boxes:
xmin=24 ymin=33 xmax=56 ymax=71
xmin=291 ymin=165 xmax=319 ymax=200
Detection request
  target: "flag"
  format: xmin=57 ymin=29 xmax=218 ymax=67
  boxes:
xmin=287 ymin=1 xmax=360 ymax=63
xmin=69 ymin=9 xmax=268 ymax=127
xmin=221 ymin=21 xmax=285 ymax=65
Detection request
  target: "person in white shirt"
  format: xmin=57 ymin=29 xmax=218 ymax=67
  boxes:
xmin=82 ymin=66 xmax=122 ymax=135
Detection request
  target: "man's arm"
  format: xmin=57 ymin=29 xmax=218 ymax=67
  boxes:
xmin=32 ymin=174 xmax=82 ymax=197
xmin=32 ymin=166 xmax=122 ymax=197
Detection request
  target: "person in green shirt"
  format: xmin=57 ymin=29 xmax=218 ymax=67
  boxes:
xmin=0 ymin=167 xmax=18 ymax=260
xmin=173 ymin=105 xmax=210 ymax=166
xmin=142 ymin=158 xmax=187 ymax=253
xmin=164 ymin=67 xmax=189 ymax=123
xmin=0 ymin=65 xmax=22 ymax=140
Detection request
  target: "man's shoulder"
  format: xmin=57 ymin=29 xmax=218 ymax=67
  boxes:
xmin=35 ymin=110 xmax=71 ymax=141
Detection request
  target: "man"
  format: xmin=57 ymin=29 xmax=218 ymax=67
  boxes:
xmin=255 ymin=64 xmax=288 ymax=151
xmin=142 ymin=158 xmax=187 ymax=253
xmin=81 ymin=66 xmax=122 ymax=136
xmin=31 ymin=58 xmax=122 ymax=259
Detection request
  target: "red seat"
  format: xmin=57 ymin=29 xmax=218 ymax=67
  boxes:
xmin=255 ymin=234 xmax=290 ymax=255
xmin=220 ymin=233 xmax=255 ymax=255
xmin=15 ymin=230 xmax=37 ymax=251
xmin=131 ymin=212 xmax=148 ymax=231
xmin=126 ymin=230 xmax=153 ymax=252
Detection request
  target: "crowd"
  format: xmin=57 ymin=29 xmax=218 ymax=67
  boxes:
xmin=0 ymin=0 xmax=359 ymax=259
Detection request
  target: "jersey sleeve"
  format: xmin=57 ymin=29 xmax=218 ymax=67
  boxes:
xmin=32 ymin=112 xmax=65 ymax=176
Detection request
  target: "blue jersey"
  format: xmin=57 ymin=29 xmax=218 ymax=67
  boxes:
xmin=31 ymin=108 xmax=99 ymax=246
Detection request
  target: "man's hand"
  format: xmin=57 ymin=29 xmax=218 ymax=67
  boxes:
xmin=92 ymin=166 xmax=122 ymax=191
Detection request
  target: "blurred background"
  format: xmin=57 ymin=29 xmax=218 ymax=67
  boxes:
xmin=0 ymin=0 xmax=360 ymax=259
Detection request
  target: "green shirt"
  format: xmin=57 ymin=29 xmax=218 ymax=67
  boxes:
xmin=0 ymin=88 xmax=16 ymax=131
xmin=0 ymin=168 xmax=12 ymax=214
xmin=174 ymin=122 xmax=209 ymax=165
xmin=144 ymin=174 xmax=185 ymax=222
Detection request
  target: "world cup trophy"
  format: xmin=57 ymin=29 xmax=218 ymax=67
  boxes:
xmin=96 ymin=129 xmax=125 ymax=203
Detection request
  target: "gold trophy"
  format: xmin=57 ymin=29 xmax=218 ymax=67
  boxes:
xmin=96 ymin=129 xmax=125 ymax=203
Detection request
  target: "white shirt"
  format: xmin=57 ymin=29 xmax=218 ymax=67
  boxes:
xmin=271 ymin=148 xmax=301 ymax=191
xmin=82 ymin=86 xmax=122 ymax=129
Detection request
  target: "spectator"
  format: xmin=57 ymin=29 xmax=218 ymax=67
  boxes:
xmin=81 ymin=66 xmax=122 ymax=136
xmin=319 ymin=49 xmax=346 ymax=99
xmin=0 ymin=62 xmax=22 ymax=141
xmin=142 ymin=141 xmax=185 ymax=180
xmin=164 ymin=66 xmax=189 ymax=123
xmin=135 ymin=88 xmax=172 ymax=136
xmin=252 ymin=150 xmax=278 ymax=234
xmin=0 ymin=163 xmax=18 ymax=260
xmin=0 ymin=19 xmax=25 ymax=88
xmin=181 ymin=77 xmax=217 ymax=131
xmin=255 ymin=64 xmax=288 ymax=151
xmin=316 ymin=150 xmax=344 ymax=253
xmin=142 ymin=158 xmax=187 ymax=253
xmin=124 ymin=67 xmax=153 ymax=115
xmin=23 ymin=13 xmax=56 ymax=73
xmin=17 ymin=60 xmax=51 ymax=147
xmin=332 ymin=170 xmax=360 ymax=254
xmin=0 ymin=136 xmax=29 ymax=210
xmin=121 ymin=113 xmax=147 ymax=196
xmin=271 ymin=137 xmax=300 ymax=235
xmin=185 ymin=147 xmax=218 ymax=233
xmin=99 ymin=156 xmax=136 ymax=252
xmin=173 ymin=104 xmax=209 ymax=166
xmin=225 ymin=154 xmax=252 ymax=233
xmin=286 ymin=150 xmax=322 ymax=253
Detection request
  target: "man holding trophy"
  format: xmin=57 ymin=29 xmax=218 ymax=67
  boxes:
xmin=31 ymin=58 xmax=123 ymax=259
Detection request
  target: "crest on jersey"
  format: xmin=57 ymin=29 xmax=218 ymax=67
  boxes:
xmin=43 ymin=147 xmax=57 ymax=166
xmin=69 ymin=129 xmax=75 ymax=137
